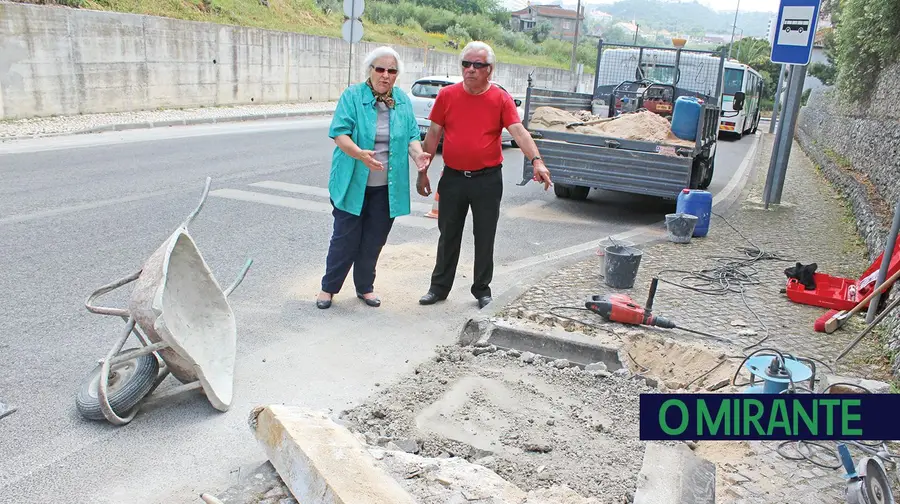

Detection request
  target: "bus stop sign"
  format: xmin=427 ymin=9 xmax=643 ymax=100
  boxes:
xmin=770 ymin=0 xmax=822 ymax=65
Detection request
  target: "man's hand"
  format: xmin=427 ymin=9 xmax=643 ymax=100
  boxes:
xmin=414 ymin=151 xmax=432 ymax=173
xmin=359 ymin=150 xmax=384 ymax=171
xmin=532 ymin=159 xmax=552 ymax=190
xmin=416 ymin=172 xmax=432 ymax=197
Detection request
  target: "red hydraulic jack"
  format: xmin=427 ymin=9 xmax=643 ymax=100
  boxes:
xmin=585 ymin=277 xmax=728 ymax=342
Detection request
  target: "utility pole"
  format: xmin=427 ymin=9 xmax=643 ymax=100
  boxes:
xmin=728 ymin=0 xmax=741 ymax=59
xmin=570 ymin=0 xmax=582 ymax=71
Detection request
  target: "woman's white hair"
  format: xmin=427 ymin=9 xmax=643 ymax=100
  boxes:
xmin=460 ymin=41 xmax=496 ymax=65
xmin=363 ymin=46 xmax=403 ymax=74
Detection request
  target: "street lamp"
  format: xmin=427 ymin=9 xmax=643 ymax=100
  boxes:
xmin=728 ymin=0 xmax=741 ymax=59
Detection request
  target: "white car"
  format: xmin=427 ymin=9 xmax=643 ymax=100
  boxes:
xmin=408 ymin=75 xmax=524 ymax=147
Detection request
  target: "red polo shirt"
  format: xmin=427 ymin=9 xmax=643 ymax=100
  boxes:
xmin=428 ymin=82 xmax=521 ymax=172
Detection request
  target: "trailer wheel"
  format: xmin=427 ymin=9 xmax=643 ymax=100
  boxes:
xmin=699 ymin=156 xmax=715 ymax=190
xmin=554 ymin=184 xmax=589 ymax=200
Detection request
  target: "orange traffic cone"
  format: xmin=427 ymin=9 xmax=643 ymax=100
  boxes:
xmin=425 ymin=170 xmax=441 ymax=219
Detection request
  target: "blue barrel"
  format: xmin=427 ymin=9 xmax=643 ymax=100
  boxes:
xmin=671 ymin=96 xmax=702 ymax=141
xmin=676 ymin=188 xmax=713 ymax=237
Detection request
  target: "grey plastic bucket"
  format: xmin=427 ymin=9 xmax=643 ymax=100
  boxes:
xmin=598 ymin=239 xmax=634 ymax=273
xmin=666 ymin=213 xmax=699 ymax=244
xmin=604 ymin=244 xmax=643 ymax=289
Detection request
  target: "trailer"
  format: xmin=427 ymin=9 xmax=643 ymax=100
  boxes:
xmin=519 ymin=41 xmax=727 ymax=201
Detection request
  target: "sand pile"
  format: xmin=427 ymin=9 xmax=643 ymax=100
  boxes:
xmin=529 ymin=106 xmax=695 ymax=147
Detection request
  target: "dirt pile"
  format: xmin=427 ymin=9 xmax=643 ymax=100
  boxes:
xmin=339 ymin=344 xmax=655 ymax=503
xmin=619 ymin=332 xmax=742 ymax=392
xmin=529 ymin=106 xmax=695 ymax=147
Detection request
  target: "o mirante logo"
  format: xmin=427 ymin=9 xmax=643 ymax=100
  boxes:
xmin=640 ymin=394 xmax=892 ymax=441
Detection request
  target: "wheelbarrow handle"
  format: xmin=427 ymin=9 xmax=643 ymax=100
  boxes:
xmin=224 ymin=258 xmax=253 ymax=298
xmin=85 ymin=270 xmax=141 ymax=317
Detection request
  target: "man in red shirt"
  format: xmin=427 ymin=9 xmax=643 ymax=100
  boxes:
xmin=416 ymin=41 xmax=552 ymax=309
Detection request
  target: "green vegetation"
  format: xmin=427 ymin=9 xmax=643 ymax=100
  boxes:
xmin=825 ymin=0 xmax=900 ymax=105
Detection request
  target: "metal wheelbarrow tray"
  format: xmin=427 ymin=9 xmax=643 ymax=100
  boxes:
xmin=77 ymin=177 xmax=253 ymax=425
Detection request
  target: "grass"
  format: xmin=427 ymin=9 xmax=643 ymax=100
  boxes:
xmin=72 ymin=0 xmax=571 ymax=70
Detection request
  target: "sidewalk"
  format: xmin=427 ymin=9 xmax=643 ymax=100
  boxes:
xmin=0 ymin=101 xmax=338 ymax=140
xmin=495 ymin=131 xmax=896 ymax=503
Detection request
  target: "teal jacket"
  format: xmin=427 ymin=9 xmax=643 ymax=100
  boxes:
xmin=328 ymin=82 xmax=420 ymax=218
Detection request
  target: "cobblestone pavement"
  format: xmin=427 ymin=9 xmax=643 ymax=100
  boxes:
xmin=496 ymin=132 xmax=899 ymax=503
xmin=0 ymin=101 xmax=337 ymax=139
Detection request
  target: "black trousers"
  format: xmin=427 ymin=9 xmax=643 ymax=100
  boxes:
xmin=429 ymin=165 xmax=503 ymax=299
xmin=321 ymin=185 xmax=394 ymax=295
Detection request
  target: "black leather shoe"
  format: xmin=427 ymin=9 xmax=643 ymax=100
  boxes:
xmin=419 ymin=291 xmax=446 ymax=305
xmin=357 ymin=292 xmax=381 ymax=307
xmin=316 ymin=298 xmax=332 ymax=309
xmin=477 ymin=296 xmax=492 ymax=309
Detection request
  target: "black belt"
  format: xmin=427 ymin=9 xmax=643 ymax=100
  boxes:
xmin=444 ymin=165 xmax=502 ymax=178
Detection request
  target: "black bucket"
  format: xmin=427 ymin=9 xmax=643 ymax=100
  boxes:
xmin=604 ymin=244 xmax=643 ymax=289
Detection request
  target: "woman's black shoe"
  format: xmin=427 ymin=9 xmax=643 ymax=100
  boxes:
xmin=357 ymin=292 xmax=381 ymax=307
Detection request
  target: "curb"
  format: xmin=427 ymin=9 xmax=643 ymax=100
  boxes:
xmin=483 ymin=132 xmax=764 ymax=319
xmin=0 ymin=108 xmax=337 ymax=142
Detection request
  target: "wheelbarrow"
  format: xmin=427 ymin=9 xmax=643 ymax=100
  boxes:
xmin=76 ymin=177 xmax=253 ymax=425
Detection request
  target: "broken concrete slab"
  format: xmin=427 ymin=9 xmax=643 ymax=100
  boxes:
xmin=372 ymin=446 xmax=602 ymax=504
xmin=249 ymin=405 xmax=417 ymax=504
xmin=818 ymin=374 xmax=892 ymax=394
xmin=462 ymin=317 xmax=625 ymax=370
xmin=203 ymin=461 xmax=297 ymax=504
xmin=633 ymin=442 xmax=716 ymax=504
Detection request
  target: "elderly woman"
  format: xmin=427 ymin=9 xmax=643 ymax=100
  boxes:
xmin=316 ymin=46 xmax=431 ymax=309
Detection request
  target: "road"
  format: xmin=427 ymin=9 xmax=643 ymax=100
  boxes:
xmin=0 ymin=116 xmax=756 ymax=503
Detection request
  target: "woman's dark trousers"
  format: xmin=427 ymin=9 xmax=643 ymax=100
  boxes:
xmin=321 ymin=185 xmax=394 ymax=295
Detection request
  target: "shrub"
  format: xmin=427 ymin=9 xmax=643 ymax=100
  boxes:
xmin=833 ymin=0 xmax=900 ymax=104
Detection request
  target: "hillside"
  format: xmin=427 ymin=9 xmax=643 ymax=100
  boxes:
xmin=596 ymin=0 xmax=773 ymax=38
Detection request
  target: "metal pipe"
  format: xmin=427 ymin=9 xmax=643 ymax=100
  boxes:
xmin=769 ymin=64 xmax=785 ymax=134
xmin=865 ymin=199 xmax=900 ymax=323
xmin=835 ymin=294 xmax=900 ymax=363
xmin=770 ymin=65 xmax=807 ymax=204
xmin=764 ymin=66 xmax=793 ymax=208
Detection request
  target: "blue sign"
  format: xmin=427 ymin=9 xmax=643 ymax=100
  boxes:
xmin=770 ymin=0 xmax=822 ymax=65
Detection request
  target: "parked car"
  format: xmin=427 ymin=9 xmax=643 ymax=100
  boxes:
xmin=408 ymin=75 xmax=524 ymax=147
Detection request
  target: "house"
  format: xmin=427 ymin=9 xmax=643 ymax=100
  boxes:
xmin=509 ymin=3 xmax=585 ymax=41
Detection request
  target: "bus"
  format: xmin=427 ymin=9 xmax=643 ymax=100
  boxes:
xmin=719 ymin=60 xmax=763 ymax=138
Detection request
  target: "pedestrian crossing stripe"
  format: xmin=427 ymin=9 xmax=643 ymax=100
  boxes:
xmin=209 ymin=182 xmax=438 ymax=229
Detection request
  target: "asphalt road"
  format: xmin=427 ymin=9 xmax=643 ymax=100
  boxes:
xmin=0 ymin=116 xmax=756 ymax=503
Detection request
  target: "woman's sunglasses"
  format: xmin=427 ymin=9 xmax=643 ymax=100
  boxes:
xmin=372 ymin=66 xmax=399 ymax=75
xmin=461 ymin=61 xmax=490 ymax=69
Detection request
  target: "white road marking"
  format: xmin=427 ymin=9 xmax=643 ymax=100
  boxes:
xmin=209 ymin=188 xmax=438 ymax=229
xmin=250 ymin=180 xmax=435 ymax=214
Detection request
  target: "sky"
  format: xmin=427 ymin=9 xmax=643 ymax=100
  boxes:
xmin=502 ymin=0 xmax=780 ymax=13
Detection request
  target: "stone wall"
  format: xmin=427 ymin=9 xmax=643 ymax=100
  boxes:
xmin=0 ymin=2 xmax=593 ymax=120
xmin=796 ymin=62 xmax=900 ymax=376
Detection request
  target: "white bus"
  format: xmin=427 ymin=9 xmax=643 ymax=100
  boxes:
xmin=719 ymin=60 xmax=763 ymax=138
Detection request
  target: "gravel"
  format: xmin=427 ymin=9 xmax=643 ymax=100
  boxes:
xmin=0 ymin=101 xmax=338 ymax=139
xmin=339 ymin=344 xmax=654 ymax=503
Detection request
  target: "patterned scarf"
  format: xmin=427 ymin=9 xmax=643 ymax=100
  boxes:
xmin=366 ymin=78 xmax=395 ymax=108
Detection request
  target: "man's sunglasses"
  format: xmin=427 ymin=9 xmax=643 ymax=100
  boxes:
xmin=372 ymin=66 xmax=398 ymax=74
xmin=461 ymin=60 xmax=490 ymax=69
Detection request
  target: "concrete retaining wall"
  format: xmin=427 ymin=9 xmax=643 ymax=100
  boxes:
xmin=0 ymin=2 xmax=592 ymax=120
xmin=796 ymin=63 xmax=900 ymax=376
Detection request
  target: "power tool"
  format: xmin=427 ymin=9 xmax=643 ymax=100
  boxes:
xmin=585 ymin=277 xmax=727 ymax=342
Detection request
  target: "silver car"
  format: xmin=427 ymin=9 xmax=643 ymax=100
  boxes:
xmin=408 ymin=75 xmax=524 ymax=147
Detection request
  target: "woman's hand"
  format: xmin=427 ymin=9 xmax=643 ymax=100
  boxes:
xmin=359 ymin=150 xmax=385 ymax=171
xmin=414 ymin=151 xmax=432 ymax=173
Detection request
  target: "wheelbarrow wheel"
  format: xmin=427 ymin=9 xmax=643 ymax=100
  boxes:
xmin=76 ymin=351 xmax=160 ymax=421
